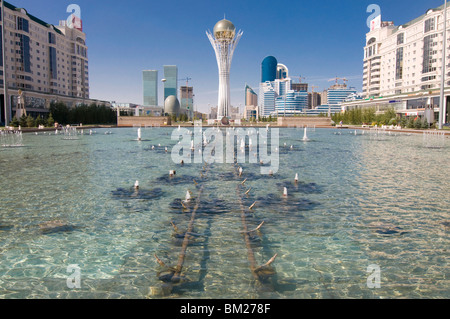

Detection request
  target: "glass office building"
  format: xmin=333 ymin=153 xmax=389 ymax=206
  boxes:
xmin=261 ymin=56 xmax=277 ymax=83
xmin=327 ymin=87 xmax=357 ymax=106
xmin=305 ymin=86 xmax=356 ymax=116
xmin=163 ymin=65 xmax=178 ymax=103
xmin=260 ymin=83 xmax=276 ymax=117
xmin=274 ymin=78 xmax=291 ymax=97
xmin=143 ymin=70 xmax=158 ymax=106
xmin=275 ymin=90 xmax=308 ymax=114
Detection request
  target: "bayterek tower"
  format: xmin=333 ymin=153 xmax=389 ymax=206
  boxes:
xmin=206 ymin=19 xmax=243 ymax=122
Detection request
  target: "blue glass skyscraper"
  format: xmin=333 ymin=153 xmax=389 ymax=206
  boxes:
xmin=261 ymin=56 xmax=277 ymax=83
xmin=143 ymin=70 xmax=158 ymax=106
xmin=163 ymin=65 xmax=178 ymax=102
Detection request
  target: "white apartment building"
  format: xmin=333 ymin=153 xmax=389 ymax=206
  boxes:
xmin=363 ymin=9 xmax=442 ymax=97
xmin=344 ymin=3 xmax=449 ymax=122
xmin=259 ymin=78 xmax=293 ymax=117
xmin=1 ymin=1 xmax=94 ymax=122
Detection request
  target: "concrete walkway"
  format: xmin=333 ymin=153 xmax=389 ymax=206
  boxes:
xmin=341 ymin=125 xmax=450 ymax=136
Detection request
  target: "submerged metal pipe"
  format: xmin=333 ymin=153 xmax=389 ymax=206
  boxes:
xmin=233 ymin=158 xmax=277 ymax=285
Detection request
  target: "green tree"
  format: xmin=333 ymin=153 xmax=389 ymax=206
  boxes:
xmin=362 ymin=108 xmax=376 ymax=124
xmin=50 ymin=102 xmax=70 ymax=124
xmin=414 ymin=118 xmax=422 ymax=129
xmin=60 ymin=103 xmax=117 ymax=125
xmin=407 ymin=117 xmax=415 ymax=129
xmin=355 ymin=109 xmax=361 ymax=124
xmin=383 ymin=108 xmax=397 ymax=125
xmin=19 ymin=114 xmax=27 ymax=127
xmin=35 ymin=115 xmax=46 ymax=127
xmin=9 ymin=117 xmax=19 ymax=127
xmin=46 ymin=113 xmax=55 ymax=127
xmin=400 ymin=116 xmax=407 ymax=128
xmin=421 ymin=118 xmax=429 ymax=129
xmin=26 ymin=114 xmax=35 ymax=128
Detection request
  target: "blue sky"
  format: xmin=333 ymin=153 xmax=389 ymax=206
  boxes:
xmin=13 ymin=0 xmax=445 ymax=113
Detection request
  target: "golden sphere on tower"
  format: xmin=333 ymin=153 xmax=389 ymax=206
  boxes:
xmin=213 ymin=19 xmax=236 ymax=39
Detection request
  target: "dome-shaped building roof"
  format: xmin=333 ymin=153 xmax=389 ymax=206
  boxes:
xmin=261 ymin=56 xmax=278 ymax=83
xmin=164 ymin=95 xmax=180 ymax=115
xmin=213 ymin=19 xmax=236 ymax=39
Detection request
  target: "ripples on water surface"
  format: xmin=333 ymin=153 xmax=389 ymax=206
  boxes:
xmin=0 ymin=127 xmax=448 ymax=299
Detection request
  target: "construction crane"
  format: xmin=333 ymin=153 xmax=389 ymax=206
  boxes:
xmin=328 ymin=76 xmax=341 ymax=85
xmin=342 ymin=78 xmax=348 ymax=87
xmin=328 ymin=76 xmax=348 ymax=87
xmin=291 ymin=75 xmax=306 ymax=83
xmin=179 ymin=77 xmax=192 ymax=86
xmin=161 ymin=77 xmax=192 ymax=86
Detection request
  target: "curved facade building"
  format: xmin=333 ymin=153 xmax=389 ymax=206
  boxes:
xmin=276 ymin=63 xmax=289 ymax=80
xmin=275 ymin=90 xmax=308 ymax=114
xmin=261 ymin=56 xmax=277 ymax=83
xmin=245 ymin=84 xmax=258 ymax=106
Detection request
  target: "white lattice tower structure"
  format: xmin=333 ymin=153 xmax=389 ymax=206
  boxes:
xmin=206 ymin=19 xmax=243 ymax=120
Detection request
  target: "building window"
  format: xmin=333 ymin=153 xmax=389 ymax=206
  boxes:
xmin=49 ymin=47 xmax=57 ymax=79
xmin=367 ymin=37 xmax=376 ymax=46
xmin=423 ymin=34 xmax=437 ymax=73
xmin=397 ymin=33 xmax=404 ymax=45
xmin=16 ymin=34 xmax=31 ymax=73
xmin=0 ymin=26 xmax=3 ymax=67
xmin=396 ymin=47 xmax=403 ymax=80
xmin=421 ymin=75 xmax=436 ymax=82
xmin=17 ymin=17 xmax=29 ymax=33
xmin=424 ymin=17 xmax=435 ymax=33
xmin=48 ymin=32 xmax=56 ymax=44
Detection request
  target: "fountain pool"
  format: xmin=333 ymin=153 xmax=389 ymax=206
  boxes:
xmin=0 ymin=127 xmax=448 ymax=299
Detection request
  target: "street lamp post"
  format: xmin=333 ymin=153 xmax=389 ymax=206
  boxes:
xmin=439 ymin=0 xmax=448 ymax=129
xmin=1 ymin=0 xmax=10 ymax=126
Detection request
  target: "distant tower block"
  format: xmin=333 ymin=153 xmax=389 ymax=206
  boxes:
xmin=207 ymin=18 xmax=243 ymax=120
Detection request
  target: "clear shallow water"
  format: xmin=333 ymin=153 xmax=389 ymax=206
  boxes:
xmin=0 ymin=127 xmax=448 ymax=299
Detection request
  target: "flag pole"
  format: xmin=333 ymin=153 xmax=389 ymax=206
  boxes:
xmin=1 ymin=0 xmax=10 ymax=126
xmin=439 ymin=0 xmax=448 ymax=129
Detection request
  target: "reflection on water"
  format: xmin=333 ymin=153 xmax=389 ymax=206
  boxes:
xmin=0 ymin=128 xmax=448 ymax=299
